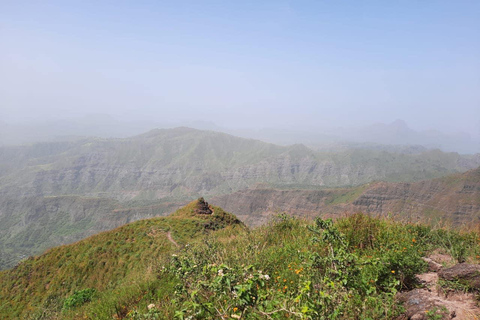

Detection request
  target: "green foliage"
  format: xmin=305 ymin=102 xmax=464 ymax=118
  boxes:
xmin=425 ymin=306 xmax=449 ymax=320
xmin=438 ymin=278 xmax=474 ymax=293
xmin=62 ymin=288 xmax=96 ymax=311
xmin=163 ymin=215 xmax=428 ymax=319
xmin=126 ymin=306 xmax=162 ymax=320
xmin=271 ymin=212 xmax=299 ymax=231
xmin=1 ymin=208 xmax=479 ymax=319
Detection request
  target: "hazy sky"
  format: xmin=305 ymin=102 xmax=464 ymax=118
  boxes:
xmin=1 ymin=1 xmax=479 ymax=137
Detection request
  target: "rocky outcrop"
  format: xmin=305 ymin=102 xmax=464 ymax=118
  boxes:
xmin=194 ymin=197 xmax=213 ymax=215
xmin=439 ymin=263 xmax=480 ymax=290
xmin=396 ymin=287 xmax=472 ymax=320
xmin=396 ymin=255 xmax=480 ymax=320
xmin=423 ymin=257 xmax=444 ymax=272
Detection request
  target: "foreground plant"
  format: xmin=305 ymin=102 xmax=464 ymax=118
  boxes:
xmin=165 ymin=216 xmax=427 ymax=319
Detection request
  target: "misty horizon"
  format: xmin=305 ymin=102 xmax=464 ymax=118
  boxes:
xmin=1 ymin=113 xmax=479 ymax=137
xmin=1 ymin=1 xmax=479 ymax=146
xmin=1 ymin=114 xmax=479 ymax=154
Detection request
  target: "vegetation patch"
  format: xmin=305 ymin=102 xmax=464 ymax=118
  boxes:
xmin=1 ymin=203 xmax=479 ymax=319
xmin=62 ymin=288 xmax=96 ymax=311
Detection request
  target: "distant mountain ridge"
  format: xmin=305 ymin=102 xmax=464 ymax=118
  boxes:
xmin=1 ymin=127 xmax=479 ymax=201
xmin=2 ymin=117 xmax=478 ymax=154
xmin=333 ymin=119 xmax=479 ymax=154
xmin=1 ymin=127 xmax=480 ymax=270
xmin=230 ymin=120 xmax=479 ymax=154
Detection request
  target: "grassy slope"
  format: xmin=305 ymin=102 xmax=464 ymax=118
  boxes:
xmin=1 ymin=202 xmax=479 ymax=319
xmin=0 ymin=200 xmax=244 ymax=319
xmin=0 ymin=196 xmax=185 ymax=270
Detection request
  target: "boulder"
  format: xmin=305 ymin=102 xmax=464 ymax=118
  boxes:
xmin=396 ymin=289 xmax=451 ymax=320
xmin=423 ymin=257 xmax=443 ymax=272
xmin=439 ymin=263 xmax=480 ymax=290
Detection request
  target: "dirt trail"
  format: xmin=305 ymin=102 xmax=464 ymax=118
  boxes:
xmin=166 ymin=231 xmax=179 ymax=247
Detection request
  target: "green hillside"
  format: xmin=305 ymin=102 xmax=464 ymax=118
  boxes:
xmin=0 ymin=196 xmax=185 ymax=270
xmin=1 ymin=200 xmax=479 ymax=319
xmin=0 ymin=199 xmax=244 ymax=319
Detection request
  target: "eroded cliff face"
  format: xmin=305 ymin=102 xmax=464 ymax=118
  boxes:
xmin=211 ymin=168 xmax=480 ymax=227
xmin=1 ymin=129 xmax=478 ymax=201
xmin=351 ymin=168 xmax=480 ymax=224
xmin=211 ymin=188 xmax=353 ymax=226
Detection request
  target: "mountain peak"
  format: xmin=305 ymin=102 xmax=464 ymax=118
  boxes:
xmin=170 ymin=198 xmax=245 ymax=228
xmin=389 ymin=119 xmax=409 ymax=131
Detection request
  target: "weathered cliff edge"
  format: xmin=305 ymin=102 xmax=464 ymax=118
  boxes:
xmin=212 ymin=167 xmax=480 ymax=227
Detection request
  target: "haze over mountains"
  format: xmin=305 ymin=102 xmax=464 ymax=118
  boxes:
xmin=1 ymin=116 xmax=478 ymax=154
xmin=1 ymin=127 xmax=480 ymax=270
xmin=2 ymin=1 xmax=479 ymax=318
xmin=2 ymin=127 xmax=479 ymax=200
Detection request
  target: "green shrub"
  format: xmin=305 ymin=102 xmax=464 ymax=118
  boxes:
xmin=62 ymin=288 xmax=96 ymax=311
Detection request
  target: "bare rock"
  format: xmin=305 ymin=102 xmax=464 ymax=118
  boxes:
xmin=397 ymin=287 xmax=479 ymax=320
xmin=397 ymin=263 xmax=480 ymax=320
xmin=396 ymin=289 xmax=450 ymax=319
xmin=428 ymin=252 xmax=456 ymax=268
xmin=421 ymin=252 xmax=455 ymax=273
xmin=439 ymin=263 xmax=480 ymax=290
xmin=423 ymin=257 xmax=444 ymax=272
xmin=416 ymin=272 xmax=438 ymax=288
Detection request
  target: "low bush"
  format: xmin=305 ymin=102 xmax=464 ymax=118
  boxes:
xmin=62 ymin=288 xmax=96 ymax=311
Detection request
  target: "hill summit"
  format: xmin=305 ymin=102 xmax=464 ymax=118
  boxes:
xmin=0 ymin=199 xmax=244 ymax=319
